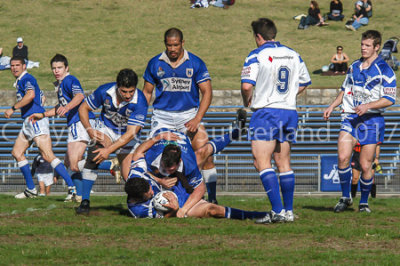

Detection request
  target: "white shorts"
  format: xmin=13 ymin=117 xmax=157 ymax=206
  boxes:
xmin=68 ymin=120 xmax=96 ymax=143
xmin=22 ymin=117 xmax=50 ymax=141
xmin=95 ymin=120 xmax=140 ymax=154
xmin=37 ymin=173 xmax=54 ymax=186
xmin=150 ymin=108 xmax=198 ymax=137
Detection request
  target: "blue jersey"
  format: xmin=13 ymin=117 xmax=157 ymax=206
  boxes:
xmin=341 ymin=56 xmax=396 ymax=113
xmin=144 ymin=129 xmax=203 ymax=188
xmin=86 ymin=82 xmax=148 ymax=134
xmin=143 ymin=50 xmax=211 ymax=111
xmin=14 ymin=71 xmax=45 ymax=118
xmin=55 ymin=74 xmax=95 ymax=126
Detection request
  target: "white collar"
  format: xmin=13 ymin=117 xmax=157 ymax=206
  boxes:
xmin=159 ymin=50 xmax=189 ymax=68
xmin=13 ymin=71 xmax=28 ymax=88
xmin=106 ymin=85 xmax=138 ymax=108
xmin=151 ymin=153 xmax=183 ymax=177
xmin=53 ymin=73 xmax=70 ymax=90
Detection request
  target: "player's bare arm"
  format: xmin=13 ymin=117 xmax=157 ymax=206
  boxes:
xmin=162 ymin=192 xmax=180 ymax=218
xmin=241 ymin=83 xmax=253 ymax=107
xmin=177 ymin=181 xmax=206 ymax=218
xmin=324 ymin=90 xmax=344 ymax=121
xmin=354 ymin=98 xmax=394 ymax=116
xmin=29 ymin=107 xmax=56 ymax=123
xmin=132 ymin=132 xmax=180 ymax=161
xmin=297 ymin=85 xmax=308 ymax=95
xmin=185 ymin=80 xmax=212 ymax=133
xmin=5 ymin=90 xmax=35 ymax=119
xmin=79 ymin=101 xmax=104 ymax=143
xmin=142 ymin=81 xmax=155 ymax=105
xmin=93 ymin=125 xmax=141 ymax=164
xmin=57 ymin=93 xmax=84 ymax=117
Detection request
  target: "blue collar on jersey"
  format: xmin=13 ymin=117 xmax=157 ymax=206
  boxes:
xmin=14 ymin=70 xmax=28 ymax=88
xmin=106 ymin=85 xmax=138 ymax=108
xmin=260 ymin=41 xmax=281 ymax=49
xmin=159 ymin=49 xmax=190 ymax=68
xmin=358 ymin=55 xmax=383 ymax=69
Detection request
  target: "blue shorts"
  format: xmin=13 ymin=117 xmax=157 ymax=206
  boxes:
xmin=340 ymin=113 xmax=384 ymax=145
xmin=249 ymin=108 xmax=298 ymax=143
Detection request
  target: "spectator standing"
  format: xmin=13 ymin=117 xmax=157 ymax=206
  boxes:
xmin=12 ymin=37 xmax=28 ymax=61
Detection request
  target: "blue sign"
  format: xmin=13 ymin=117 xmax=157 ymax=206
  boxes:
xmin=321 ymin=155 xmax=341 ymax=192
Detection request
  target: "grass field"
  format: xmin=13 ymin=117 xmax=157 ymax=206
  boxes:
xmin=0 ymin=0 xmax=399 ymax=93
xmin=1 ymin=194 xmax=399 ymax=264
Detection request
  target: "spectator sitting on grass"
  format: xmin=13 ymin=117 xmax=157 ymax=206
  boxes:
xmin=330 ymin=46 xmax=349 ymax=74
xmin=298 ymin=1 xmax=326 ymax=30
xmin=327 ymin=0 xmax=344 ymax=21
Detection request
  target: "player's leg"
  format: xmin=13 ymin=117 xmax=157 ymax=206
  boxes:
xmin=351 ymin=168 xmax=361 ymax=198
xmin=34 ymin=134 xmax=76 ymax=199
xmin=273 ymin=141 xmax=295 ymax=222
xmin=12 ymin=131 xmax=37 ymax=198
xmin=186 ymin=199 xmax=267 ymax=220
xmin=358 ymin=144 xmax=376 ymax=212
xmin=66 ymin=141 xmax=87 ymax=200
xmin=117 ymin=152 xmax=133 ymax=182
xmin=38 ymin=181 xmax=46 ymax=196
xmin=334 ymin=131 xmax=357 ymax=212
xmin=192 ymin=126 xmax=219 ymax=204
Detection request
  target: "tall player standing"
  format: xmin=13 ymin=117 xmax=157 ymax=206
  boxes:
xmin=142 ymin=28 xmax=220 ymax=204
xmin=241 ymin=18 xmax=311 ymax=223
xmin=4 ymin=56 xmax=76 ymax=200
xmin=324 ymin=30 xmax=396 ymax=213
xmin=30 ymin=54 xmax=96 ymax=202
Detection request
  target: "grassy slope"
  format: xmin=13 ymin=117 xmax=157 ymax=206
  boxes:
xmin=0 ymin=195 xmax=399 ymax=264
xmin=0 ymin=0 xmax=398 ymax=95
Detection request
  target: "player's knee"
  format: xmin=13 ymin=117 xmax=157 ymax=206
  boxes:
xmin=11 ymin=149 xmax=24 ymax=161
xmin=69 ymin=164 xmax=80 ymax=172
xmin=205 ymin=204 xmax=223 ymax=218
xmin=338 ymin=155 xmax=350 ymax=168
xmin=40 ymin=151 xmax=55 ymax=163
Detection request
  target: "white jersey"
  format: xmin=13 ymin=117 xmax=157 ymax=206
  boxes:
xmin=241 ymin=41 xmax=311 ymax=110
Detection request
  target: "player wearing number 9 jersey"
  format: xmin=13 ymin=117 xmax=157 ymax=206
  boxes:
xmin=241 ymin=18 xmax=311 ymax=224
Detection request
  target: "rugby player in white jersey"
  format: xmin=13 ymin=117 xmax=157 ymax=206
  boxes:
xmin=241 ymin=18 xmax=311 ymax=223
xmin=143 ymin=28 xmax=222 ymax=204
xmin=324 ymin=30 xmax=396 ymax=213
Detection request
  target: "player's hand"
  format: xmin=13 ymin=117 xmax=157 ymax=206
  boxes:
xmin=29 ymin=113 xmax=44 ymax=123
xmin=162 ymin=192 xmax=179 ymax=211
xmin=354 ymin=104 xmax=369 ymax=116
xmin=185 ymin=117 xmax=201 ymax=134
xmin=158 ymin=177 xmax=178 ymax=189
xmin=156 ymin=132 xmax=180 ymax=142
xmin=56 ymin=105 xmax=70 ymax=117
xmin=323 ymin=106 xmax=333 ymax=121
xmin=93 ymin=147 xmax=111 ymax=164
xmin=176 ymin=207 xmax=188 ymax=218
xmin=88 ymin=129 xmax=105 ymax=143
xmin=4 ymin=108 xmax=14 ymax=119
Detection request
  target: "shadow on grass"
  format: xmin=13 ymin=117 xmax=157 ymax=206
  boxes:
xmin=73 ymin=203 xmax=131 ymax=217
xmin=302 ymin=205 xmax=355 ymax=212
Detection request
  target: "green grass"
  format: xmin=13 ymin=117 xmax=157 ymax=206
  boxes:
xmin=1 ymin=194 xmax=399 ymax=264
xmin=0 ymin=0 xmax=399 ymax=94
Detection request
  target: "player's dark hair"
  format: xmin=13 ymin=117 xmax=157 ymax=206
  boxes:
xmin=164 ymin=28 xmax=183 ymax=43
xmin=337 ymin=46 xmax=343 ymax=50
xmin=125 ymin=177 xmax=151 ymax=202
xmin=251 ymin=18 xmax=277 ymax=41
xmin=117 ymin=68 xmax=138 ymax=88
xmin=50 ymin=54 xmax=69 ymax=67
xmin=311 ymin=1 xmax=319 ymax=9
xmin=161 ymin=144 xmax=181 ymax=168
xmin=362 ymin=30 xmax=382 ymax=47
xmin=10 ymin=56 xmax=25 ymax=65
xmin=175 ymin=171 xmax=194 ymax=194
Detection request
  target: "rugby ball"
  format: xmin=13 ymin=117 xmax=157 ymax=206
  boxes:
xmin=153 ymin=191 xmax=177 ymax=212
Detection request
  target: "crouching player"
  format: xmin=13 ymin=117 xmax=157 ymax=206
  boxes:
xmin=77 ymin=68 xmax=148 ymax=214
xmin=125 ymin=128 xmax=266 ymax=219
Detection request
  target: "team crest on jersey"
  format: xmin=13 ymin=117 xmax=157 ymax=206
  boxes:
xmin=157 ymin=67 xmax=165 ymax=78
xmin=186 ymin=68 xmax=193 ymax=78
xmin=125 ymin=109 xmax=133 ymax=117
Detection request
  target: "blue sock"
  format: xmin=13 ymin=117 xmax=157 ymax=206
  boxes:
xmin=360 ymin=176 xmax=373 ymax=205
xmin=280 ymin=171 xmax=295 ymax=211
xmin=208 ymin=129 xmax=238 ymax=154
xmin=260 ymin=168 xmax=283 ymax=213
xmin=82 ymin=179 xmax=94 ymax=201
xmin=51 ymin=159 xmax=74 ymax=187
xmin=206 ymin=182 xmax=217 ymax=203
xmin=18 ymin=160 xmax=35 ymax=190
xmin=98 ymin=161 xmax=112 ymax=170
xmin=225 ymin=207 xmax=268 ymax=220
xmin=71 ymin=172 xmax=83 ymax=196
xmin=338 ymin=166 xmax=352 ymax=198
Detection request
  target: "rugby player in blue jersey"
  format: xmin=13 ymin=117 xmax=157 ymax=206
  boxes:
xmin=5 ymin=56 xmax=76 ymax=200
xmin=143 ymin=28 xmax=221 ymax=205
xmin=324 ymin=30 xmax=396 ymax=213
xmin=30 ymin=54 xmax=96 ymax=202
xmin=125 ymin=128 xmax=266 ymax=220
xmin=76 ymin=68 xmax=148 ymax=214
xmin=241 ymin=18 xmax=311 ymax=224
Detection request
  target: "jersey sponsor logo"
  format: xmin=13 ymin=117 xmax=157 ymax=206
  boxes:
xmin=157 ymin=67 xmax=165 ymax=78
xmin=272 ymin=56 xmax=294 ymax=60
xmin=186 ymin=68 xmax=193 ymax=78
xmin=268 ymin=56 xmax=273 ymax=62
xmin=384 ymin=87 xmax=396 ymax=97
xmin=241 ymin=66 xmax=251 ymax=78
xmin=135 ymin=114 xmax=145 ymax=121
xmin=161 ymin=77 xmax=191 ymax=92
